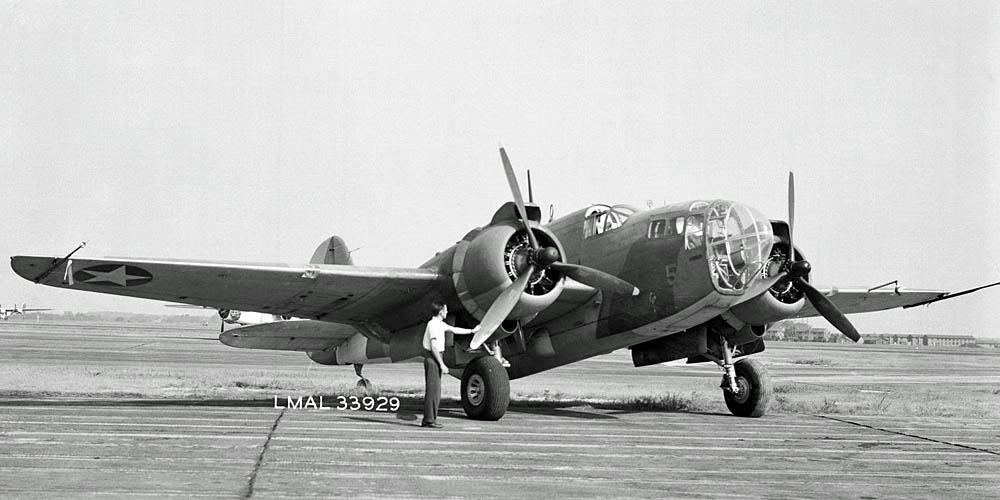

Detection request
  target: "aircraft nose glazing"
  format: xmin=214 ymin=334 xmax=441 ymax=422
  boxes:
xmin=704 ymin=201 xmax=774 ymax=294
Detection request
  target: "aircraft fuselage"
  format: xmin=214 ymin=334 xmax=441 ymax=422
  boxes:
xmin=414 ymin=199 xmax=778 ymax=379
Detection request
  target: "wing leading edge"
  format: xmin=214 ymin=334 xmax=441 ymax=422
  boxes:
xmin=10 ymin=256 xmax=443 ymax=326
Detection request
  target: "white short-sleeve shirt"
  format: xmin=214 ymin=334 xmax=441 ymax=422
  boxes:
xmin=422 ymin=317 xmax=447 ymax=353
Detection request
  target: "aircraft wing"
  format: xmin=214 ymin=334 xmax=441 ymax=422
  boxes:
xmin=792 ymin=286 xmax=946 ymax=318
xmin=10 ymin=256 xmax=442 ymax=324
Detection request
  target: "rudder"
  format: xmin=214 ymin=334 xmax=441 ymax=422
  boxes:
xmin=310 ymin=236 xmax=354 ymax=265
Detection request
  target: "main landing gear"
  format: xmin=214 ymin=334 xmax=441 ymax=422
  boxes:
xmin=482 ymin=340 xmax=511 ymax=367
xmin=711 ymin=337 xmax=772 ymax=417
xmin=460 ymin=356 xmax=510 ymax=420
xmin=354 ymin=364 xmax=373 ymax=393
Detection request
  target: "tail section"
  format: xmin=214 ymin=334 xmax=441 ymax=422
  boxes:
xmin=310 ymin=236 xmax=354 ymax=265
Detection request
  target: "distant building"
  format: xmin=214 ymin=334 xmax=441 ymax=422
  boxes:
xmin=880 ymin=334 xmax=976 ymax=347
xmin=975 ymin=339 xmax=1000 ymax=349
xmin=765 ymin=320 xmax=984 ymax=347
xmin=763 ymin=321 xmax=845 ymax=343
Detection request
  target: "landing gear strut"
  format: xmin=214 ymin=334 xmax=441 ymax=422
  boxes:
xmin=483 ymin=340 xmax=511 ymax=367
xmin=354 ymin=364 xmax=373 ymax=393
xmin=460 ymin=356 xmax=509 ymax=420
xmin=711 ymin=337 xmax=772 ymax=417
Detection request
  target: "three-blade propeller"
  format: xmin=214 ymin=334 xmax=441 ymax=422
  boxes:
xmin=469 ymin=149 xmax=639 ymax=349
xmin=782 ymin=172 xmax=862 ymax=343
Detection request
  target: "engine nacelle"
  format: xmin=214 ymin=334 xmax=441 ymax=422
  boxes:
xmin=307 ymin=333 xmax=392 ymax=365
xmin=728 ymin=227 xmax=807 ymax=326
xmin=729 ymin=292 xmax=805 ymax=326
xmin=451 ymin=223 xmax=565 ymax=323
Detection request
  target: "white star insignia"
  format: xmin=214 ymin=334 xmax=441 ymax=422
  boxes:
xmin=80 ymin=266 xmax=147 ymax=287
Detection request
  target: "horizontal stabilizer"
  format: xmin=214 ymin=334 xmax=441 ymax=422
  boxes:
xmin=220 ymin=320 xmax=359 ymax=352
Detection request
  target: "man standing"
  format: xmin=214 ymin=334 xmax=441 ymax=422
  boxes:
xmin=422 ymin=301 xmax=479 ymax=428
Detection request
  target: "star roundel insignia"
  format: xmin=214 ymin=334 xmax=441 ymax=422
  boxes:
xmin=74 ymin=264 xmax=153 ymax=287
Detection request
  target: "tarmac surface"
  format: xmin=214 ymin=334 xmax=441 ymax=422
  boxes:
xmin=2 ymin=399 xmax=999 ymax=499
xmin=1 ymin=322 xmax=999 ymax=498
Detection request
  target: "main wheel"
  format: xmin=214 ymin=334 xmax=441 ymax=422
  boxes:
xmin=723 ymin=357 xmax=772 ymax=418
xmin=460 ymin=356 xmax=510 ymax=421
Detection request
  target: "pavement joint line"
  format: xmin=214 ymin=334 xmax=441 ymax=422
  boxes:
xmin=241 ymin=408 xmax=284 ymax=500
xmin=816 ymin=415 xmax=1000 ymax=457
xmin=119 ymin=341 xmax=156 ymax=352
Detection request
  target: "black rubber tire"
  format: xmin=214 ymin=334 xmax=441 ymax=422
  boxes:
xmin=723 ymin=357 xmax=772 ymax=418
xmin=460 ymin=356 xmax=510 ymax=421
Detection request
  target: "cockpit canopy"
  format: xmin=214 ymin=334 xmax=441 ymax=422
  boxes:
xmin=644 ymin=200 xmax=774 ymax=294
xmin=583 ymin=204 xmax=638 ymax=238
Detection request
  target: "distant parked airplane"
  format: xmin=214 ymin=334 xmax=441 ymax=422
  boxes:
xmin=166 ymin=304 xmax=294 ymax=332
xmin=0 ymin=303 xmax=51 ymax=320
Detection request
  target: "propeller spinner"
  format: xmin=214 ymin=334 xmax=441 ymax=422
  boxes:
xmin=469 ymin=149 xmax=639 ymax=349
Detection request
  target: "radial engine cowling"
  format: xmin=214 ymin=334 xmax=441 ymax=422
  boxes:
xmin=730 ymin=292 xmax=804 ymax=326
xmin=452 ymin=223 xmax=565 ymax=324
xmin=729 ymin=242 xmax=807 ymax=325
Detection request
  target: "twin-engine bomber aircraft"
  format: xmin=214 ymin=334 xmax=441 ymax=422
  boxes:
xmin=11 ymin=149 xmax=992 ymax=419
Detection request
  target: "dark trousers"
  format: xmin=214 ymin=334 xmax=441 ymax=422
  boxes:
xmin=422 ymin=351 xmax=441 ymax=424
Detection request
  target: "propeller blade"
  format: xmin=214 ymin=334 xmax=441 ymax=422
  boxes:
xmin=550 ymin=262 xmax=639 ymax=296
xmin=500 ymin=148 xmax=540 ymax=251
xmin=220 ymin=320 xmax=225 ymax=333
xmin=797 ymin=279 xmax=861 ymax=343
xmin=787 ymin=171 xmax=795 ymax=261
xmin=469 ymin=264 xmax=536 ymax=349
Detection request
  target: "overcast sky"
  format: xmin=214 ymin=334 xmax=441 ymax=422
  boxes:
xmin=3 ymin=1 xmax=998 ymax=337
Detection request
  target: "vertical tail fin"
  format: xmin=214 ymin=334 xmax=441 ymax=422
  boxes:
xmin=310 ymin=236 xmax=354 ymax=265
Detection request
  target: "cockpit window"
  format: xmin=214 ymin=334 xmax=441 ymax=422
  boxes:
xmin=684 ymin=215 xmax=704 ymax=249
xmin=584 ymin=204 xmax=637 ymax=238
xmin=648 ymin=216 xmax=685 ymax=239
xmin=648 ymin=220 xmax=666 ymax=239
